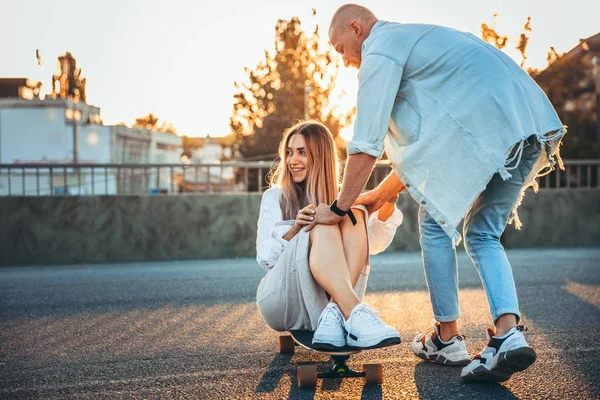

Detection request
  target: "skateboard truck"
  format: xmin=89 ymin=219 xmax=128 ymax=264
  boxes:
xmin=278 ymin=331 xmax=384 ymax=387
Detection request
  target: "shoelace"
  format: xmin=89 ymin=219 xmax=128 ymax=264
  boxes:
xmin=355 ymin=304 xmax=384 ymax=326
xmin=319 ymin=305 xmax=342 ymax=327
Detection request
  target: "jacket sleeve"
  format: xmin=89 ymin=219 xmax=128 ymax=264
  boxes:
xmin=348 ymin=53 xmax=404 ymax=158
xmin=256 ymin=189 xmax=295 ymax=271
xmin=367 ymin=206 xmax=403 ymax=255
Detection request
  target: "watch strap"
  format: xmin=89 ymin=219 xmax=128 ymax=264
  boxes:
xmin=330 ymin=200 xmax=357 ymax=226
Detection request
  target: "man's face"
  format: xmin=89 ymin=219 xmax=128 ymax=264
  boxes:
xmin=329 ymin=24 xmax=363 ymax=69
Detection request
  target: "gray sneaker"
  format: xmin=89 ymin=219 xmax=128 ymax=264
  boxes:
xmin=461 ymin=325 xmax=536 ymax=382
xmin=411 ymin=319 xmax=471 ymax=366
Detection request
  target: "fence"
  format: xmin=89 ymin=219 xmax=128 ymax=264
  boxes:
xmin=0 ymin=159 xmax=599 ymax=196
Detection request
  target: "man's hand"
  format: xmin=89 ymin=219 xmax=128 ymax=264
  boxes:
xmin=353 ymin=189 xmax=392 ymax=214
xmin=304 ymin=203 xmax=342 ymax=231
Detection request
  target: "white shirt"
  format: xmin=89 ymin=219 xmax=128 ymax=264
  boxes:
xmin=256 ymin=186 xmax=404 ymax=272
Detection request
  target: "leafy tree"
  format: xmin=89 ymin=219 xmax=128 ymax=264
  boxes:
xmin=132 ymin=113 xmax=177 ymax=135
xmin=480 ymin=14 xmax=508 ymax=50
xmin=51 ymin=52 xmax=86 ymax=102
xmin=480 ymin=15 xmax=599 ymax=159
xmin=531 ymin=54 xmax=599 ymax=159
xmin=515 ymin=17 xmax=532 ymax=67
xmin=480 ymin=14 xmax=532 ymax=67
xmin=229 ymin=11 xmax=354 ymax=186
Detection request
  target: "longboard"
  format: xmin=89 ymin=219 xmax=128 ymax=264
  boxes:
xmin=276 ymin=330 xmax=385 ymax=387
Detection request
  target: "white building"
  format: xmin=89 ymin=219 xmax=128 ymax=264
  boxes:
xmin=0 ymin=97 xmax=183 ymax=195
xmin=181 ymin=135 xmax=240 ymax=192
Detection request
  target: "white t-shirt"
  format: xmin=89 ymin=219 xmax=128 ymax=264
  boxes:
xmin=256 ymin=186 xmax=403 ymax=271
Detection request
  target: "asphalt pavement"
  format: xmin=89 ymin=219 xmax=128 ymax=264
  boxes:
xmin=1 ymin=247 xmax=599 ymax=399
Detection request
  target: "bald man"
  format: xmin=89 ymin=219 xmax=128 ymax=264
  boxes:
xmin=307 ymin=3 xmax=566 ymax=382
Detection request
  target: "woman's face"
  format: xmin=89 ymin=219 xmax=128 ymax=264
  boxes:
xmin=286 ymin=133 xmax=309 ymax=183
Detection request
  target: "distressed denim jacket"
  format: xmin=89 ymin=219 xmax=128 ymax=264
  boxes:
xmin=348 ymin=21 xmax=566 ymax=246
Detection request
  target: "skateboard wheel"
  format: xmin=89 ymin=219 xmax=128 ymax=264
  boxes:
xmin=363 ymin=364 xmax=383 ymax=385
xmin=278 ymin=334 xmax=295 ymax=354
xmin=297 ymin=365 xmax=318 ymax=387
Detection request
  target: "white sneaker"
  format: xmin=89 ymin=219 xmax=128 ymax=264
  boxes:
xmin=312 ymin=303 xmax=346 ymax=350
xmin=411 ymin=319 xmax=471 ymax=366
xmin=344 ymin=303 xmax=401 ymax=350
xmin=461 ymin=325 xmax=537 ymax=382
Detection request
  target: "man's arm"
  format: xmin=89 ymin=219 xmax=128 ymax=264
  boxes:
xmin=375 ymin=169 xmax=406 ymax=198
xmin=353 ymin=170 xmax=406 ymax=214
xmin=336 ymin=153 xmax=377 ymax=210
xmin=304 ymin=153 xmax=376 ymax=230
xmin=306 ymin=53 xmax=404 ymax=230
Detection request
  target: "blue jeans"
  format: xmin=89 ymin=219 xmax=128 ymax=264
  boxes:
xmin=418 ymin=136 xmax=543 ymax=323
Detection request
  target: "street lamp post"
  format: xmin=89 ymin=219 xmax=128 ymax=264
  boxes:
xmin=65 ymin=102 xmax=82 ymax=164
xmin=65 ymin=102 xmax=82 ymax=194
xmin=591 ymin=56 xmax=600 ymax=146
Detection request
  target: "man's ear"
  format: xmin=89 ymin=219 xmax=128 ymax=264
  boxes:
xmin=350 ymin=21 xmax=361 ymax=36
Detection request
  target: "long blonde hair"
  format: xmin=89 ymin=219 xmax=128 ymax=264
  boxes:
xmin=269 ymin=120 xmax=340 ymax=220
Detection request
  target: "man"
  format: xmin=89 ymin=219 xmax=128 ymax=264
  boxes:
xmin=306 ymin=3 xmax=566 ymax=382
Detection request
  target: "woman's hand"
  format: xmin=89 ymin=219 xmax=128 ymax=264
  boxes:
xmin=283 ymin=204 xmax=316 ymax=241
xmin=295 ymin=204 xmax=316 ymax=229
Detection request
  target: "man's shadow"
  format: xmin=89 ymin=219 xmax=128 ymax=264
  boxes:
xmin=255 ymin=353 xmax=316 ymax=400
xmin=413 ymin=362 xmax=517 ymax=399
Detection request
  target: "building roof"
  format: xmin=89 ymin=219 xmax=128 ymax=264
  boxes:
xmin=533 ymin=32 xmax=600 ymax=80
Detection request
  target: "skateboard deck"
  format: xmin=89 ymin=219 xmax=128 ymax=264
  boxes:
xmin=289 ymin=330 xmax=360 ymax=355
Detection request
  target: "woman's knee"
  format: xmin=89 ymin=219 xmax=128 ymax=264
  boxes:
xmin=340 ymin=208 xmax=366 ymax=231
xmin=309 ymin=222 xmax=341 ymax=242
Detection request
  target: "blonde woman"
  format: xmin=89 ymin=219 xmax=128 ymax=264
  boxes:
xmin=255 ymin=120 xmax=402 ymax=350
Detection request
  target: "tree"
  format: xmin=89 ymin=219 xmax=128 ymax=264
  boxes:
xmin=51 ymin=52 xmax=87 ymax=102
xmin=531 ymin=54 xmax=599 ymax=159
xmin=480 ymin=15 xmax=598 ymax=159
xmin=229 ymin=12 xmax=355 ymax=170
xmin=515 ymin=17 xmax=532 ymax=68
xmin=481 ymin=14 xmax=532 ymax=68
xmin=132 ymin=113 xmax=177 ymax=135
xmin=480 ymin=14 xmax=508 ymax=50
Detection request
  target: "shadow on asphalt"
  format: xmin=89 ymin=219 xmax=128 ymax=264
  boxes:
xmin=520 ymin=279 xmax=600 ymax=396
xmin=413 ymin=362 xmax=517 ymax=399
xmin=254 ymin=354 xmax=319 ymax=399
xmin=255 ymin=353 xmax=384 ymax=400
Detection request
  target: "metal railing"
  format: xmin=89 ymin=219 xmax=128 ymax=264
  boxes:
xmin=0 ymin=159 xmax=598 ymax=196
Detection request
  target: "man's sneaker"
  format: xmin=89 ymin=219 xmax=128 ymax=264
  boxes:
xmin=344 ymin=303 xmax=401 ymax=350
xmin=411 ymin=320 xmax=471 ymax=366
xmin=312 ymin=303 xmax=346 ymax=350
xmin=461 ymin=325 xmax=537 ymax=382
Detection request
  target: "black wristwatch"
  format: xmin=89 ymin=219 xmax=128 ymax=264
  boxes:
xmin=330 ymin=200 xmax=357 ymax=226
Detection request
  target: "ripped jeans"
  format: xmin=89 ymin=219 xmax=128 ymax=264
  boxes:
xmin=419 ymin=135 xmax=543 ymax=323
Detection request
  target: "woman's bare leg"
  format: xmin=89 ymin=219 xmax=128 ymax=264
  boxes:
xmin=309 ymin=224 xmax=360 ymax=319
xmin=339 ymin=209 xmax=368 ymax=287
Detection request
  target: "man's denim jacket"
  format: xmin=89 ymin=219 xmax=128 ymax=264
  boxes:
xmin=348 ymin=21 xmax=566 ymax=246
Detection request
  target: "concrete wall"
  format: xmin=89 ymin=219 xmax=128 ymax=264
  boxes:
xmin=1 ymin=190 xmax=599 ymax=266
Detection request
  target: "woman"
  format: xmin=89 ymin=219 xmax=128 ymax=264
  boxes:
xmin=256 ymin=120 xmax=402 ymax=350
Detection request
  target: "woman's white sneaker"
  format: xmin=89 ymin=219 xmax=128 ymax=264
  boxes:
xmin=344 ymin=303 xmax=401 ymax=350
xmin=461 ymin=325 xmax=537 ymax=382
xmin=411 ymin=319 xmax=471 ymax=366
xmin=312 ymin=303 xmax=346 ymax=350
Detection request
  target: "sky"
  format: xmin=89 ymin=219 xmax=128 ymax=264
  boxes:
xmin=1 ymin=0 xmax=599 ymax=140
